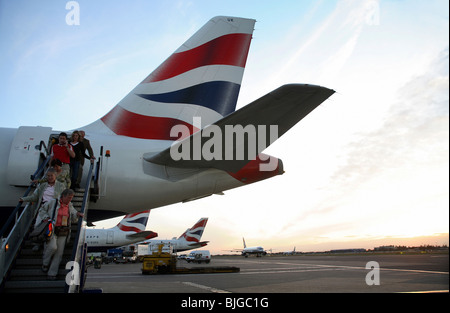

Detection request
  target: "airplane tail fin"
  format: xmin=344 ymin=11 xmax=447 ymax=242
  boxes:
xmin=115 ymin=210 xmax=150 ymax=233
xmin=178 ymin=228 xmax=190 ymax=241
xmin=85 ymin=16 xmax=256 ymax=139
xmin=243 ymin=237 xmax=247 ymax=249
xmin=178 ymin=217 xmax=208 ymax=243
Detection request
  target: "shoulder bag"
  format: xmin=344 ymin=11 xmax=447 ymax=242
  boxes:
xmin=29 ymin=200 xmax=57 ymax=242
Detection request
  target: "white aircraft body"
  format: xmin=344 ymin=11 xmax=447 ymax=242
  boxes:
xmin=86 ymin=210 xmax=157 ymax=252
xmin=140 ymin=217 xmax=209 ymax=253
xmin=232 ymin=238 xmax=267 ymax=257
xmin=0 ymin=16 xmax=334 ymax=226
xmin=283 ymin=247 xmax=296 ymax=255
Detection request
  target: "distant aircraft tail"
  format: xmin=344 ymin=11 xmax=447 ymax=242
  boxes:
xmin=178 ymin=217 xmax=208 ymax=244
xmin=85 ymin=16 xmax=256 ymax=139
xmin=114 ymin=210 xmax=150 ymax=233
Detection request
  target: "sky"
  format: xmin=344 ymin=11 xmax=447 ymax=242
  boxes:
xmin=0 ymin=0 xmax=448 ymax=254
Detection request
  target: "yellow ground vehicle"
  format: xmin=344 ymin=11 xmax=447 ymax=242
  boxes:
xmin=141 ymin=244 xmax=176 ymax=274
xmin=141 ymin=244 xmax=239 ymax=275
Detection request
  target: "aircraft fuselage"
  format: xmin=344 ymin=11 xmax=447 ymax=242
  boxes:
xmin=0 ymin=126 xmax=282 ymax=222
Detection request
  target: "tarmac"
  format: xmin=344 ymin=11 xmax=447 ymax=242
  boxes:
xmin=83 ymin=253 xmax=449 ymax=293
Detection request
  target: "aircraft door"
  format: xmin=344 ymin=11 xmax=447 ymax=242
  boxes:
xmin=107 ymin=231 xmax=114 ymax=244
xmin=6 ymin=126 xmax=52 ymax=186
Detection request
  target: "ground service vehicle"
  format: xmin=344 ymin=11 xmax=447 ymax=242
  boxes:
xmin=186 ymin=250 xmax=211 ymax=264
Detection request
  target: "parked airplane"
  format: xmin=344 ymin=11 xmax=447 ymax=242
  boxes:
xmin=0 ymin=16 xmax=335 ymax=226
xmin=140 ymin=217 xmax=209 ymax=253
xmin=231 ymin=238 xmax=266 ymax=257
xmin=86 ymin=210 xmax=157 ymax=252
xmin=283 ymin=247 xmax=296 ymax=255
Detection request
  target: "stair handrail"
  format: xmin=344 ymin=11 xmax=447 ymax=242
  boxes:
xmin=65 ymin=160 xmax=95 ymax=293
xmin=0 ymin=155 xmax=52 ymax=239
xmin=90 ymin=146 xmax=103 ymax=202
xmin=0 ymin=155 xmax=52 ymax=287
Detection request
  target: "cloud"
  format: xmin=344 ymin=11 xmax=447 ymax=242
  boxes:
xmin=267 ymin=0 xmax=380 ymax=87
xmin=269 ymin=47 xmax=449 ymax=245
xmin=332 ymin=47 xmax=449 ymax=189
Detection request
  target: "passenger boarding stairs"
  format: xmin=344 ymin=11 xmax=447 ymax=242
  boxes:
xmin=2 ymin=189 xmax=86 ymax=293
xmin=0 ymin=140 xmax=103 ymax=293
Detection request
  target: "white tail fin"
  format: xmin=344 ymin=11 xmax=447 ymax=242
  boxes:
xmin=84 ymin=16 xmax=256 ymax=139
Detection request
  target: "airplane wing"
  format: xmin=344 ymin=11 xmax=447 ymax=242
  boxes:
xmin=126 ymin=231 xmax=158 ymax=240
xmin=144 ymin=84 xmax=335 ymax=173
xmin=188 ymin=240 xmax=209 ymax=247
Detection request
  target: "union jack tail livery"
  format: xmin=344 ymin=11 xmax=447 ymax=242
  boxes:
xmin=87 ymin=16 xmax=256 ymax=139
xmin=86 ymin=210 xmax=156 ymax=253
xmin=179 ymin=217 xmax=209 ymax=246
xmin=115 ymin=210 xmax=150 ymax=233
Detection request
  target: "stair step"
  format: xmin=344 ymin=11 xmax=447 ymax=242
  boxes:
xmin=8 ymin=268 xmax=69 ymax=281
xmin=15 ymin=248 xmax=73 ymax=261
xmin=14 ymin=255 xmax=73 ymax=266
xmin=4 ymin=279 xmax=67 ymax=293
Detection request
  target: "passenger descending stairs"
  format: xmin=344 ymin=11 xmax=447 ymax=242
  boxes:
xmin=3 ymin=189 xmax=85 ymax=293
